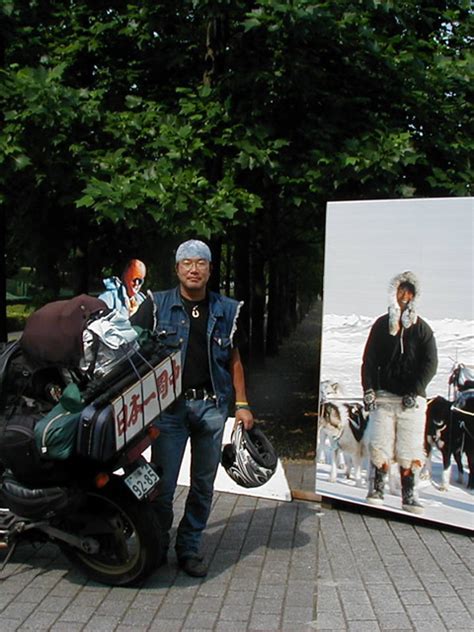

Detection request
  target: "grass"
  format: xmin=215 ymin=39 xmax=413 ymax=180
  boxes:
xmin=7 ymin=303 xmax=34 ymax=332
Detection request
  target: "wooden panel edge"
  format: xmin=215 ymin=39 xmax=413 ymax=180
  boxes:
xmin=291 ymin=489 xmax=322 ymax=502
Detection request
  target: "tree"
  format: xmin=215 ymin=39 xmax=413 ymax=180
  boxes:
xmin=1 ymin=0 xmax=471 ymax=357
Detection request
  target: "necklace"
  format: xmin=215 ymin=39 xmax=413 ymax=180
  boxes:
xmin=192 ymin=305 xmax=200 ymax=318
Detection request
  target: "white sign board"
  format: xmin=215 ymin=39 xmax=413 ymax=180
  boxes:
xmin=177 ymin=419 xmax=292 ymax=502
xmin=113 ymin=351 xmax=182 ymax=450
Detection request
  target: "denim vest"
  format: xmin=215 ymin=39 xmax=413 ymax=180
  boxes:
xmin=152 ymin=287 xmax=243 ymax=413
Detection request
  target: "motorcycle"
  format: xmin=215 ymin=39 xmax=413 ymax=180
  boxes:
xmin=0 ymin=297 xmax=181 ymax=586
xmin=0 ymin=433 xmax=162 ymax=586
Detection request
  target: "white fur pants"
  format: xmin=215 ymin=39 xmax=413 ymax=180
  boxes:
xmin=367 ymin=390 xmax=426 ymax=470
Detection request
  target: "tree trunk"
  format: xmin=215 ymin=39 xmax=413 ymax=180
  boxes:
xmin=250 ymin=249 xmax=266 ymax=366
xmin=233 ymin=226 xmax=250 ymax=360
xmin=0 ymin=30 xmax=6 ymax=341
xmin=209 ymin=237 xmax=221 ymax=293
xmin=203 ymin=15 xmax=227 ymax=87
xmin=224 ymin=243 xmax=232 ymax=296
xmin=71 ymin=243 xmax=89 ymax=296
xmin=288 ymin=269 xmax=298 ymax=331
xmin=266 ymin=261 xmax=279 ymax=356
xmin=35 ymin=255 xmax=61 ymax=303
xmin=0 ymin=206 xmax=6 ymax=342
xmin=279 ymin=262 xmax=291 ymax=340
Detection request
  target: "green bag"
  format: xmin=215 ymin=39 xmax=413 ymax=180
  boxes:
xmin=34 ymin=383 xmax=84 ymax=460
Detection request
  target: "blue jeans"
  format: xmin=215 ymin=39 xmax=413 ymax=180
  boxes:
xmin=151 ymin=397 xmax=226 ymax=558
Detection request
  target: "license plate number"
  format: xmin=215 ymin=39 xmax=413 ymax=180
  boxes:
xmin=124 ymin=463 xmax=160 ymax=500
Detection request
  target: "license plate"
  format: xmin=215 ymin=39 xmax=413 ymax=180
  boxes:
xmin=124 ymin=463 xmax=160 ymax=500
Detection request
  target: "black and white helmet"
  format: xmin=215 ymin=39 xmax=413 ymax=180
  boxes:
xmin=221 ymin=423 xmax=278 ymax=488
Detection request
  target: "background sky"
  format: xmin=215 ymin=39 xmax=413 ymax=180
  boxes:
xmin=323 ymin=197 xmax=474 ymax=321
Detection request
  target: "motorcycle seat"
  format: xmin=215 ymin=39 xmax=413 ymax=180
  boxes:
xmin=1 ymin=475 xmax=70 ymax=519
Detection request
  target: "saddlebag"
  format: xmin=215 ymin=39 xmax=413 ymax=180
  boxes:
xmin=76 ymin=349 xmax=182 ymax=462
xmin=0 ymin=400 xmax=52 ymax=483
xmin=33 ymin=382 xmax=84 ymax=461
xmin=76 ymin=402 xmax=116 ymax=462
xmin=34 ymin=406 xmax=82 ymax=461
xmin=0 ymin=341 xmax=77 ymax=482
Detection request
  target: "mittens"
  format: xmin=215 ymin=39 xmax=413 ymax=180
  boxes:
xmin=402 ymin=394 xmax=417 ymax=409
xmin=363 ymin=389 xmax=377 ymax=412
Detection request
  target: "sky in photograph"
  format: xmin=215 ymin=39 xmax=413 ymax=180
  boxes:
xmin=323 ymin=197 xmax=474 ymax=321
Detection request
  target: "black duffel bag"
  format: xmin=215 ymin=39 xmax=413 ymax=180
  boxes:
xmin=0 ymin=399 xmax=52 ymax=483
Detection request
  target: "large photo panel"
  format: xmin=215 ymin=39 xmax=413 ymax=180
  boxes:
xmin=316 ymin=197 xmax=473 ymax=530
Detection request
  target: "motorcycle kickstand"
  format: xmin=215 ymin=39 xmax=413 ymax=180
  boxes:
xmin=0 ymin=540 xmax=18 ymax=571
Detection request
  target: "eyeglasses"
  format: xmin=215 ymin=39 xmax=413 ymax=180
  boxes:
xmin=131 ymin=277 xmax=144 ymax=286
xmin=179 ymin=259 xmax=209 ymax=271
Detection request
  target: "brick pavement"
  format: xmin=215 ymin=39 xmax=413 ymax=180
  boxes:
xmin=0 ymin=469 xmax=472 ymax=631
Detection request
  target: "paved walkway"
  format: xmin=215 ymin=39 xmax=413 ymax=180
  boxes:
xmin=0 ymin=470 xmax=472 ymax=631
xmin=2 ymin=308 xmax=472 ymax=630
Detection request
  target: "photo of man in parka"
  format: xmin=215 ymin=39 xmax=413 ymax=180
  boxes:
xmin=361 ymin=271 xmax=438 ymax=514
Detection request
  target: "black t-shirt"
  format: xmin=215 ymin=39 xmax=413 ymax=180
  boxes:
xmin=180 ymin=295 xmax=212 ymax=391
xmin=180 ymin=294 xmax=245 ymax=391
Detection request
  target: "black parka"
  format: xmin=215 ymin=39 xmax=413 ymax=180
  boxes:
xmin=361 ymin=314 xmax=438 ymax=398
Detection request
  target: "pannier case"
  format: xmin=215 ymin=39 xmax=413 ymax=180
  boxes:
xmin=76 ymin=403 xmax=116 ymax=462
xmin=76 ymin=350 xmax=181 ymax=461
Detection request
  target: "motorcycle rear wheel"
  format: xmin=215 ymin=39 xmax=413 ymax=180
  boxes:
xmin=60 ymin=479 xmax=162 ymax=586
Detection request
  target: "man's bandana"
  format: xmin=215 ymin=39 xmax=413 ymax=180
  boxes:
xmin=175 ymin=239 xmax=212 ymax=263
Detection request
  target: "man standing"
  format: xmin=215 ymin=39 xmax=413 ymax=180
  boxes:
xmin=361 ymin=271 xmax=437 ymax=514
xmin=151 ymin=239 xmax=253 ymax=577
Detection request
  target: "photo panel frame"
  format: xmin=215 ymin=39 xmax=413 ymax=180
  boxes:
xmin=316 ymin=197 xmax=473 ymax=530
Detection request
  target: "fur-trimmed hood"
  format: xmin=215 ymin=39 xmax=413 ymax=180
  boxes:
xmin=388 ymin=270 xmax=420 ymax=335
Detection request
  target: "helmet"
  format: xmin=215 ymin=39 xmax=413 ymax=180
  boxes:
xmin=221 ymin=423 xmax=278 ymax=488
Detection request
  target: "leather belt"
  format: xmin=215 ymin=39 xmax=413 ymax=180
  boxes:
xmin=183 ymin=388 xmax=215 ymax=400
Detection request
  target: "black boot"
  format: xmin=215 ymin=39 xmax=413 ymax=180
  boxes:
xmin=366 ymin=463 xmax=386 ymax=505
xmin=400 ymin=467 xmax=424 ymax=514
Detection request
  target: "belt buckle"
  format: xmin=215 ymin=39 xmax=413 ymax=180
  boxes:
xmin=185 ymin=388 xmax=215 ymax=400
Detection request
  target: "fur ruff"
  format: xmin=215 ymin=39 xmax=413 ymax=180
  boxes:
xmin=387 ymin=270 xmax=420 ymax=336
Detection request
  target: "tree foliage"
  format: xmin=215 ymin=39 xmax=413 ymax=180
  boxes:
xmin=1 ymin=0 xmax=471 ymax=352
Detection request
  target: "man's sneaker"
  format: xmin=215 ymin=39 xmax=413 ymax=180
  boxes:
xmin=402 ymin=497 xmax=424 ymax=514
xmin=178 ymin=554 xmax=208 ymax=578
xmin=366 ymin=489 xmax=384 ymax=505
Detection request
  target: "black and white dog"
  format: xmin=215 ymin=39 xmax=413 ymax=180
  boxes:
xmin=318 ymin=381 xmax=399 ymax=492
xmin=318 ymin=388 xmax=369 ymax=487
xmin=424 ymin=393 xmax=474 ymax=490
xmin=317 ymin=381 xmax=347 ymax=471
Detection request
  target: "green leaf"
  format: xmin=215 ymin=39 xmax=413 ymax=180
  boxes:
xmin=243 ymin=18 xmax=262 ymax=32
xmin=13 ymin=154 xmax=31 ymax=169
xmin=75 ymin=195 xmax=95 ymax=208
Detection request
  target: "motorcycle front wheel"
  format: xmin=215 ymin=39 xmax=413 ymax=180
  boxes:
xmin=60 ymin=479 xmax=162 ymax=586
